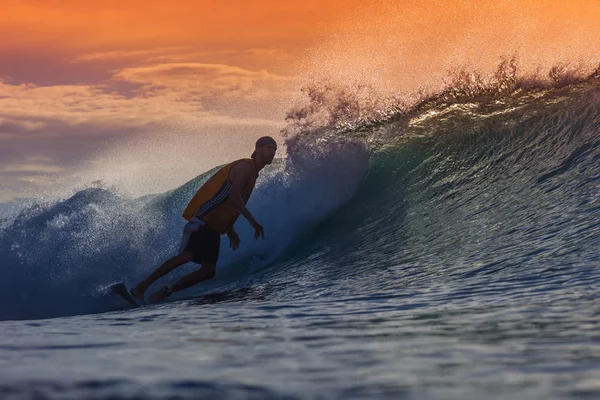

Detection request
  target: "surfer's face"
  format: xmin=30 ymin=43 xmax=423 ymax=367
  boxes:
xmin=259 ymin=144 xmax=277 ymax=164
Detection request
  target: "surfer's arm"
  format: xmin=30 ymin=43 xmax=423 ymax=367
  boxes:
xmin=228 ymin=162 xmax=258 ymax=226
xmin=226 ymin=227 xmax=240 ymax=250
xmin=226 ymin=227 xmax=238 ymax=237
xmin=229 ymin=162 xmax=264 ymax=240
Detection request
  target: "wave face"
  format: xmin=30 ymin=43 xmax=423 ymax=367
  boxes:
xmin=266 ymin=73 xmax=600 ymax=303
xmin=2 ymin=72 xmax=600 ymax=321
xmin=0 ymin=143 xmax=369 ymax=320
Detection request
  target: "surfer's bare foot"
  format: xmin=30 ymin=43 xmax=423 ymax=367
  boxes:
xmin=130 ymin=287 xmax=145 ymax=302
xmin=149 ymin=286 xmax=172 ymax=303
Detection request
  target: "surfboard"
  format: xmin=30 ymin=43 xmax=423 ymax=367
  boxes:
xmin=110 ymin=283 xmax=142 ymax=308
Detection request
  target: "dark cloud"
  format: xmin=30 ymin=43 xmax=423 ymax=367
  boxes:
xmin=0 ymin=60 xmax=293 ymax=202
xmin=0 ymin=51 xmax=113 ymax=86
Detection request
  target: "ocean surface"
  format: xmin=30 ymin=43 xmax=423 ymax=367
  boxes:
xmin=2 ymin=67 xmax=600 ymax=399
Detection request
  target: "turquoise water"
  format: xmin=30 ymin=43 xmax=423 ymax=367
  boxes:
xmin=1 ymin=71 xmax=600 ymax=399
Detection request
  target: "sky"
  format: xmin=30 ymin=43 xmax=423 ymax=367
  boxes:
xmin=1 ymin=0 xmax=600 ymax=203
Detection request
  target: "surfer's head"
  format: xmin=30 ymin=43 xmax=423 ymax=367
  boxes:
xmin=251 ymin=136 xmax=277 ymax=165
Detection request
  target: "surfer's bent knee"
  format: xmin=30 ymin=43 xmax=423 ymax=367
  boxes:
xmin=203 ymin=262 xmax=216 ymax=278
xmin=180 ymin=251 xmax=195 ymax=261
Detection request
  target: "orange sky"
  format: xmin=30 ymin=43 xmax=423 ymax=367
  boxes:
xmin=2 ymin=1 xmax=599 ymax=73
xmin=1 ymin=0 xmax=600 ymax=203
xmin=0 ymin=0 xmax=352 ymax=75
xmin=2 ymin=0 xmax=332 ymax=50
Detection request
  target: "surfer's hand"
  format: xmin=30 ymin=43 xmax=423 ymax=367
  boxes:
xmin=229 ymin=234 xmax=240 ymax=250
xmin=252 ymin=221 xmax=264 ymax=240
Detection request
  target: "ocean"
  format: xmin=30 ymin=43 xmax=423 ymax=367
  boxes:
xmin=1 ymin=65 xmax=600 ymax=399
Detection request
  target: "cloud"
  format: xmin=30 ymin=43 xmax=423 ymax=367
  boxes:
xmin=0 ymin=61 xmax=296 ymax=203
xmin=113 ymin=62 xmax=288 ymax=83
xmin=72 ymin=46 xmax=295 ymax=67
xmin=1 ymin=163 xmax=66 ymax=173
xmin=112 ymin=62 xmax=295 ymax=101
xmin=72 ymin=46 xmax=191 ymax=62
xmin=0 ymin=62 xmax=295 ymax=132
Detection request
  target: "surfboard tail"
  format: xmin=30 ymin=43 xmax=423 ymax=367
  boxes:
xmin=110 ymin=283 xmax=142 ymax=308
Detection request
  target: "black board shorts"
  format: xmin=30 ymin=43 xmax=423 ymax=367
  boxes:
xmin=179 ymin=223 xmax=221 ymax=265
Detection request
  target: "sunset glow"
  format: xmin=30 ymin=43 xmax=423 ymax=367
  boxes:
xmin=1 ymin=0 xmax=600 ymax=202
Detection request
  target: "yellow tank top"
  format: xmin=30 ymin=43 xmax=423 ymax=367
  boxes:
xmin=182 ymin=158 xmax=258 ymax=234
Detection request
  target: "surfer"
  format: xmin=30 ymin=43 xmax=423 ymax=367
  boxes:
xmin=130 ymin=136 xmax=277 ymax=304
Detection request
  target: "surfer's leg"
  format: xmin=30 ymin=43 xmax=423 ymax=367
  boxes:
xmin=148 ymin=261 xmax=216 ymax=303
xmin=172 ymin=261 xmax=216 ymax=292
xmin=131 ymin=251 xmax=195 ymax=301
